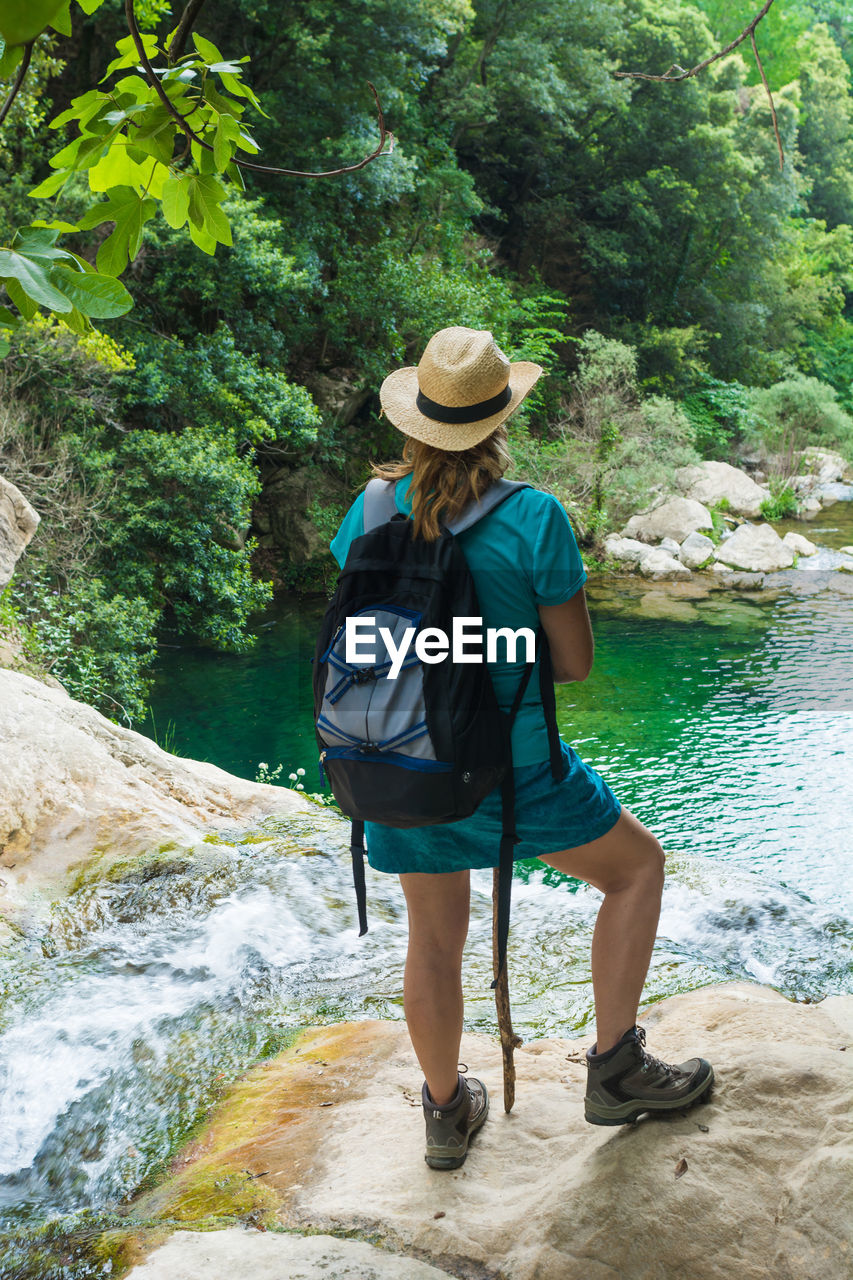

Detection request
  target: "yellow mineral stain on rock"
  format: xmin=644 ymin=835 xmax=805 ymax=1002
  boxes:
xmin=132 ymin=1021 xmax=403 ymax=1229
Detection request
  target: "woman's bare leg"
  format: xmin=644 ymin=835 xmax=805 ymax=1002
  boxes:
xmin=399 ymin=869 xmax=470 ymax=1106
xmin=540 ymin=806 xmax=665 ymax=1054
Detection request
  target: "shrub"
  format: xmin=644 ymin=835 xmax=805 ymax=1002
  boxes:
xmin=683 ymin=375 xmax=757 ymax=459
xmin=509 ymin=333 xmax=700 ymax=540
xmin=747 ymin=375 xmax=853 ymax=459
xmin=7 ymin=568 xmax=158 ymax=722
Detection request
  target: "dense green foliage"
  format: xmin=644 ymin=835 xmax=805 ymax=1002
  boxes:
xmin=1 ymin=0 xmax=853 ymax=721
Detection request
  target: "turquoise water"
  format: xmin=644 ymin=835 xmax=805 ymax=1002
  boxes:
xmin=144 ymin=541 xmax=853 ymax=921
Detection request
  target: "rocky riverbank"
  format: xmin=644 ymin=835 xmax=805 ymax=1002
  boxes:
xmin=602 ymin=453 xmax=853 ymax=585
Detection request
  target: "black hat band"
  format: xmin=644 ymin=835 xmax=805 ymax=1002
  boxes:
xmin=416 ymin=384 xmax=513 ymax=424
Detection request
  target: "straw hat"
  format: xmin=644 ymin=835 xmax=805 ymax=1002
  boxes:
xmin=379 ymin=327 xmax=543 ymax=451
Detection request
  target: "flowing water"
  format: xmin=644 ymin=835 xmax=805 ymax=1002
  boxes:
xmin=2 ymin=506 xmax=853 ymax=1276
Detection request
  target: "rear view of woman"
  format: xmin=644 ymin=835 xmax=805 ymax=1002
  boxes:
xmin=329 ymin=327 xmax=713 ymax=1169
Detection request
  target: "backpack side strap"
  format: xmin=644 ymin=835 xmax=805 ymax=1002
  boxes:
xmin=350 ymin=820 xmax=368 ymax=937
xmin=362 ymin=477 xmax=399 ymax=533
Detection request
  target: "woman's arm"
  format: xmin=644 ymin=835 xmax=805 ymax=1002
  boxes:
xmin=538 ymin=589 xmax=594 ymax=683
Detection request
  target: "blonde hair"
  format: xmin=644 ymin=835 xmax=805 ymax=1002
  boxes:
xmin=370 ymin=425 xmax=512 ymax=541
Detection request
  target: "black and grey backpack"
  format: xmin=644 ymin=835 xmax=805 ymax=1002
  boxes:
xmin=313 ymin=476 xmax=563 ymax=980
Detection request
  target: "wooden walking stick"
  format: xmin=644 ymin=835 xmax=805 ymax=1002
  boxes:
xmin=493 ymin=867 xmax=522 ymax=1112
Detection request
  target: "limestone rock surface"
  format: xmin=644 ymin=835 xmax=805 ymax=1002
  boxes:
xmin=0 ymin=476 xmax=39 ymax=589
xmin=125 ymin=1230 xmax=451 ymax=1279
xmin=675 ymin=460 xmax=770 ymax=518
xmin=260 ymin=464 xmax=350 ymax=563
xmin=0 ymin=669 xmax=311 ymax=916
xmin=622 ymin=497 xmax=713 ymax=544
xmin=128 ymin=984 xmax=853 ymax=1280
xmin=714 ymin=522 xmax=795 ymax=572
xmin=679 ymin=531 xmax=716 ymax=569
xmin=639 ymin=548 xmax=692 ymax=580
xmin=714 ymin=571 xmax=766 ymax=590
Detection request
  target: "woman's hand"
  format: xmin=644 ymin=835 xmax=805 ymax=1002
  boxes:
xmin=538 ymin=589 xmax=594 ymax=683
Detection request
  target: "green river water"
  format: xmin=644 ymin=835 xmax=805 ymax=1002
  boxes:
xmin=1 ymin=505 xmax=852 ymax=1276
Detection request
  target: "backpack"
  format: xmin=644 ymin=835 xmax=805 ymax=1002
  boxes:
xmin=313 ymin=476 xmax=563 ymax=982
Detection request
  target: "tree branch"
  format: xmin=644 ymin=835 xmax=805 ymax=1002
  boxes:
xmin=0 ymin=42 xmax=33 ymax=129
xmin=167 ymin=0 xmax=209 ymax=63
xmin=125 ymin=0 xmax=394 ymax=178
xmin=614 ymin=0 xmax=784 ymax=169
xmin=614 ymin=0 xmax=776 ymax=83
xmin=493 ymin=868 xmax=522 ymax=1114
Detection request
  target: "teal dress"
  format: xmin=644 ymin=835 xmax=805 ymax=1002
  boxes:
xmin=329 ymin=479 xmax=621 ymax=873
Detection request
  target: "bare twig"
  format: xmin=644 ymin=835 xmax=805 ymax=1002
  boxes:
xmin=125 ymin=0 xmax=394 ymax=178
xmin=493 ymin=868 xmax=523 ymax=1113
xmin=750 ymin=28 xmax=784 ymax=171
xmin=167 ymin=0 xmax=209 ymax=63
xmin=614 ymin=0 xmax=784 ymax=170
xmin=0 ymin=42 xmax=33 ymax=128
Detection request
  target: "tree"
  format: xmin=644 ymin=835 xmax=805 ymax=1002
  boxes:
xmin=0 ymin=0 xmax=393 ymax=355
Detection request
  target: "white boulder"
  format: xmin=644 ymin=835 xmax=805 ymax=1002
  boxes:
xmin=659 ymin=536 xmax=681 ymax=555
xmin=675 ymin=460 xmax=770 ymax=518
xmin=679 ymin=531 xmax=716 ymax=569
xmin=798 ymin=447 xmax=849 ymax=485
xmin=714 ymin=522 xmax=795 ymax=572
xmin=782 ymin=531 xmax=818 ymax=556
xmin=797 ymin=495 xmax=822 ymax=519
xmin=638 ymin=549 xmax=692 ymax=580
xmin=0 ymin=476 xmax=40 ymax=589
xmin=622 ymin=497 xmax=713 ymax=544
xmin=603 ymin=534 xmax=650 ymax=565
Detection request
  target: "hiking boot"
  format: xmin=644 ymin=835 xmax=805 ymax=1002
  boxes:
xmin=585 ymin=1025 xmax=713 ymax=1126
xmin=422 ymin=1073 xmax=489 ymax=1169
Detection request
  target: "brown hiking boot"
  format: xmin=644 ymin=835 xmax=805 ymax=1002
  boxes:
xmin=585 ymin=1025 xmax=713 ymax=1126
xmin=422 ymin=1073 xmax=489 ymax=1169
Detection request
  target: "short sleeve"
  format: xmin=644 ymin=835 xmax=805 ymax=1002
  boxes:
xmin=530 ymin=495 xmax=587 ymax=605
xmin=329 ymin=492 xmax=366 ymax=569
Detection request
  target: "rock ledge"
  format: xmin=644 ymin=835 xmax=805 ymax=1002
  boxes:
xmin=127 ymin=983 xmax=853 ymax=1280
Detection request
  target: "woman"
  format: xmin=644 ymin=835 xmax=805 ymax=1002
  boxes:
xmin=329 ymin=326 xmax=713 ymax=1170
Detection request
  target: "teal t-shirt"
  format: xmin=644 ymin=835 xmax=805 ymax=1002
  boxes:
xmin=329 ymin=478 xmax=587 ymax=767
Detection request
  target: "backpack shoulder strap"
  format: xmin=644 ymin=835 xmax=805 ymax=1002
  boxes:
xmin=363 ymin=477 xmax=531 ymax=537
xmin=447 ymin=479 xmax=531 ymax=536
xmin=362 ymin=477 xmax=399 ymax=532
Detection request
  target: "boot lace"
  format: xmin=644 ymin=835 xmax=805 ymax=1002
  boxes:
xmin=636 ymin=1026 xmax=676 ymax=1077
